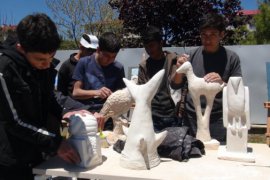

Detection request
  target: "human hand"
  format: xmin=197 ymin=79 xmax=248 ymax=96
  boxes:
xmin=204 ymin=72 xmax=223 ymax=84
xmin=93 ymin=112 xmax=105 ymax=130
xmin=57 ymin=140 xmax=80 ymax=164
xmin=176 ymin=54 xmax=190 ymax=68
xmin=97 ymin=87 xmax=112 ymax=99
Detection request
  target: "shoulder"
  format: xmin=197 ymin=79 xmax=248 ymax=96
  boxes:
xmin=60 ymin=59 xmax=70 ymax=68
xmin=139 ymin=57 xmax=148 ymax=67
xmin=80 ymin=56 xmax=91 ymax=62
xmin=190 ymin=46 xmax=203 ymax=55
xmin=222 ymin=47 xmax=240 ymax=63
xmin=76 ymin=56 xmax=92 ymax=66
xmin=112 ymin=60 xmax=124 ymax=69
xmin=165 ymin=51 xmax=177 ymax=60
xmin=0 ymin=55 xmax=15 ymax=72
xmin=224 ymin=47 xmax=239 ymax=57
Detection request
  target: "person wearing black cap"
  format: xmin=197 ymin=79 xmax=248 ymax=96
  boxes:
xmin=0 ymin=13 xmax=104 ymax=180
xmin=57 ymin=34 xmax=98 ymax=97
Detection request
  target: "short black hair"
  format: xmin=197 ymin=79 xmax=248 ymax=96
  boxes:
xmin=16 ymin=13 xmax=61 ymax=53
xmin=142 ymin=25 xmax=162 ymax=44
xmin=200 ymin=13 xmax=226 ymax=32
xmin=98 ymin=32 xmax=121 ymax=53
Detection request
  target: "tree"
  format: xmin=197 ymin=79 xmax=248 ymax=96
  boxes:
xmin=59 ymin=39 xmax=78 ymax=50
xmin=254 ymin=2 xmax=270 ymax=44
xmin=109 ymin=0 xmax=245 ymax=47
xmin=84 ymin=2 xmax=123 ymax=37
xmin=46 ymin=0 xmax=121 ymax=48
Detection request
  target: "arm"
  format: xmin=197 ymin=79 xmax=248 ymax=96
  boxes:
xmin=57 ymin=62 xmax=69 ymax=95
xmin=229 ymin=53 xmax=242 ymax=77
xmin=72 ymin=80 xmax=100 ymax=99
xmin=115 ymin=66 xmax=126 ymax=90
xmin=73 ymin=80 xmax=112 ymax=100
xmin=170 ymin=54 xmax=189 ymax=89
xmin=119 ymin=66 xmax=126 ymax=88
xmin=137 ymin=64 xmax=148 ymax=85
xmin=0 ymin=71 xmax=62 ymax=153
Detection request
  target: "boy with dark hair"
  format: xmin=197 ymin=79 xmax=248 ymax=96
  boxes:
xmin=171 ymin=13 xmax=242 ymax=142
xmin=142 ymin=25 xmax=162 ymax=44
xmin=138 ymin=25 xmax=181 ymax=132
xmin=98 ymin=32 xmax=122 ymax=53
xmin=0 ymin=13 xmax=103 ymax=180
xmin=199 ymin=13 xmax=225 ymax=32
xmin=72 ymin=32 xmax=125 ymax=129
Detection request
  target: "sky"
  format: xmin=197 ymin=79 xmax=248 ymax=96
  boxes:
xmin=0 ymin=0 xmax=260 ymax=25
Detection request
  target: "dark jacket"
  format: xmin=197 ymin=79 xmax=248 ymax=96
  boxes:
xmin=57 ymin=53 xmax=78 ymax=96
xmin=0 ymin=46 xmax=62 ymax=167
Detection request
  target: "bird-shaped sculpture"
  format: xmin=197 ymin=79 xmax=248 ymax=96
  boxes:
xmin=99 ymin=87 xmax=134 ymax=144
xmin=223 ymin=77 xmax=250 ymax=153
xmin=120 ymin=69 xmax=167 ymax=170
xmin=176 ymin=61 xmax=223 ymax=142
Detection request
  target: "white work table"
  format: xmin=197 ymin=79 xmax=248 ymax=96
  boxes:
xmin=33 ymin=143 xmax=270 ymax=180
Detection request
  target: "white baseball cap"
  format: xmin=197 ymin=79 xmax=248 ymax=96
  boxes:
xmin=80 ymin=34 xmax=98 ymax=49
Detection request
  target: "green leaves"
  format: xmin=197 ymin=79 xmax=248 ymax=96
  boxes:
xmin=110 ymin=0 xmax=244 ymax=47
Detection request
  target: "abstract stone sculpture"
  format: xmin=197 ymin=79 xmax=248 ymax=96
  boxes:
xmin=100 ymin=87 xmax=134 ymax=144
xmin=100 ymin=87 xmax=134 ymax=122
xmin=176 ymin=61 xmax=223 ymax=148
xmin=218 ymin=77 xmax=255 ymax=162
xmin=68 ymin=113 xmax=102 ymax=168
xmin=120 ymin=69 xmax=168 ymax=170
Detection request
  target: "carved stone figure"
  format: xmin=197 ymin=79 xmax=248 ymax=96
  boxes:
xmin=176 ymin=61 xmax=223 ymax=148
xmin=218 ymin=77 xmax=255 ymax=162
xmin=99 ymin=87 xmax=134 ymax=144
xmin=120 ymin=69 xmax=168 ymax=170
xmin=100 ymin=88 xmax=134 ymax=122
xmin=68 ymin=113 xmax=102 ymax=168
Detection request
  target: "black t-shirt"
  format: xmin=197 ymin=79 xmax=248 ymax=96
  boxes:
xmin=143 ymin=55 xmax=176 ymax=118
xmin=146 ymin=57 xmax=166 ymax=78
xmin=203 ymin=48 xmax=227 ymax=76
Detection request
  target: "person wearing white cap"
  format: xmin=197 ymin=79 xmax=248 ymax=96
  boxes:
xmin=72 ymin=32 xmax=125 ymax=130
xmin=57 ymin=33 xmax=98 ymax=97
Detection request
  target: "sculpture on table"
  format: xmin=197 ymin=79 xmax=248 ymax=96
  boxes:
xmin=218 ymin=77 xmax=255 ymax=162
xmin=68 ymin=113 xmax=102 ymax=168
xmin=176 ymin=61 xmax=223 ymax=148
xmin=120 ymin=69 xmax=168 ymax=170
xmin=99 ymin=86 xmax=134 ymax=145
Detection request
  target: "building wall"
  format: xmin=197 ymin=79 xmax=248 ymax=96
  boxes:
xmin=55 ymin=45 xmax=270 ymax=125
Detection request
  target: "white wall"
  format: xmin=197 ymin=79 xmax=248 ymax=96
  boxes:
xmin=55 ymin=45 xmax=270 ymax=125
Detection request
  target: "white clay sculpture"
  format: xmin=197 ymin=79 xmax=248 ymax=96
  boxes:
xmin=68 ymin=113 xmax=102 ymax=168
xmin=176 ymin=61 xmax=223 ymax=148
xmin=120 ymin=69 xmax=168 ymax=170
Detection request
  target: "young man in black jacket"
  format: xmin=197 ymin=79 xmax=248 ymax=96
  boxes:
xmin=0 ymin=13 xmax=103 ymax=180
